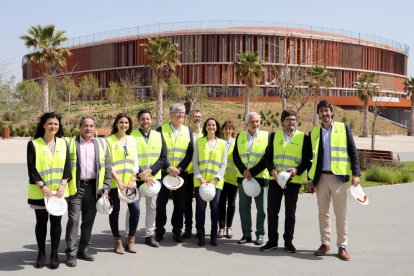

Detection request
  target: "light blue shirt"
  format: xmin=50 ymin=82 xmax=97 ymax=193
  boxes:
xmin=321 ymin=122 xmax=333 ymax=171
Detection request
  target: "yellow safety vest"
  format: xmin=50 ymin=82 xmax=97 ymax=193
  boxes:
xmin=66 ymin=136 xmax=107 ymax=195
xmin=28 ymin=137 xmax=74 ymax=200
xmin=161 ymin=123 xmax=191 ymax=170
xmin=106 ymin=134 xmax=137 ymax=188
xmin=308 ymin=122 xmax=350 ymax=180
xmin=187 ymin=128 xmax=204 ymax=174
xmin=273 ymin=129 xmax=306 ymax=185
xmin=194 ymin=137 xmax=227 ymax=189
xmin=131 ymin=129 xmax=162 ymax=180
xmin=236 ymin=130 xmax=269 ymax=179
xmin=224 ymin=139 xmax=238 ymax=186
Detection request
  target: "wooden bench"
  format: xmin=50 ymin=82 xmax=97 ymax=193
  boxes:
xmin=357 ymin=149 xmax=400 ymax=169
xmin=96 ymin=128 xmax=112 ymax=137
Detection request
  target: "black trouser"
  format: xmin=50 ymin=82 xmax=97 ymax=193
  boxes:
xmin=218 ymin=183 xmax=238 ymax=229
xmin=155 ymin=172 xmax=189 ymax=235
xmin=184 ymin=173 xmax=194 ymax=231
xmin=267 ymin=180 xmax=300 ymax=244
xmin=65 ymin=180 xmax=97 ymax=257
xmin=35 ymin=209 xmax=62 ymax=253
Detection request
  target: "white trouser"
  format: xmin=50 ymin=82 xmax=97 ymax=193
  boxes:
xmin=125 ymin=195 xmax=157 ymax=237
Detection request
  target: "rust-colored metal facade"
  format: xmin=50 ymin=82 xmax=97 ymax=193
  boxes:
xmin=22 ymin=27 xmax=409 ymax=108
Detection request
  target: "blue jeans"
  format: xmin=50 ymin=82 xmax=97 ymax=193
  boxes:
xmin=109 ymin=188 xmax=140 ymax=237
xmin=195 ymin=187 xmax=221 ymax=232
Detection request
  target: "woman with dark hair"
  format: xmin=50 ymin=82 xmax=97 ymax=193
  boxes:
xmin=105 ymin=113 xmax=140 ymax=254
xmin=27 ymin=112 xmax=73 ymax=269
xmin=217 ymin=121 xmax=238 ymax=239
xmin=192 ymin=118 xmax=227 ymax=246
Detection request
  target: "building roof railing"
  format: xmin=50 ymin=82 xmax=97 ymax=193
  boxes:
xmin=63 ymin=20 xmax=409 ymax=55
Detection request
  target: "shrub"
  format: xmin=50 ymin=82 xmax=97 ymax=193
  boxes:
xmin=364 ymin=166 xmax=411 ymax=184
xmin=349 ymin=119 xmax=355 ymax=130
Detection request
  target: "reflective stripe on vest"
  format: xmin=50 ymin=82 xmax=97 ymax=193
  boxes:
xmin=28 ymin=137 xmax=71 ymax=200
xmin=131 ymin=129 xmax=162 ymax=180
xmin=66 ymin=136 xmax=107 ymax=195
xmin=224 ymin=139 xmax=238 ymax=186
xmin=195 ymin=137 xmax=226 ymax=189
xmin=106 ymin=134 xmax=137 ymax=188
xmin=308 ymin=122 xmax=350 ymax=180
xmin=236 ymin=130 xmax=269 ymax=179
xmin=273 ymin=129 xmax=306 ymax=184
xmin=161 ymin=123 xmax=191 ymax=169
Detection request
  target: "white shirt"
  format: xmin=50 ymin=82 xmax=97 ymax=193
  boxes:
xmin=321 ymin=122 xmax=333 ymax=171
xmin=170 ymin=122 xmax=181 ymax=140
xmin=283 ymin=129 xmax=296 ymax=146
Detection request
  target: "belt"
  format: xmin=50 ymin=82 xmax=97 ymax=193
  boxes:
xmin=321 ymin=171 xmax=333 ymax=175
xmin=80 ymin=179 xmax=96 ymax=184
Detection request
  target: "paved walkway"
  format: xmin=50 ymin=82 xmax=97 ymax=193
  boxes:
xmin=0 ymin=136 xmax=414 ymax=275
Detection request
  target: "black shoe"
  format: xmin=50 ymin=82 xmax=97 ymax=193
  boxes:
xmin=35 ymin=250 xmax=46 ymax=268
xmin=197 ymin=230 xmax=205 ymax=246
xmin=155 ymin=233 xmax=164 ymax=242
xmin=183 ymin=228 xmax=192 ymax=239
xmin=66 ymin=256 xmax=77 ymax=267
xmin=210 ymin=231 xmax=218 ymax=246
xmin=77 ymin=251 xmax=95 ymax=261
xmin=260 ymin=241 xmax=278 ymax=252
xmin=173 ymin=232 xmax=183 ymax=243
xmin=145 ymin=236 xmax=160 ymax=248
xmin=50 ymin=253 xmax=59 ymax=269
xmin=254 ymin=235 xmax=264 ymax=245
xmin=284 ymin=242 xmax=296 ymax=253
xmin=237 ymin=236 xmax=252 ymax=244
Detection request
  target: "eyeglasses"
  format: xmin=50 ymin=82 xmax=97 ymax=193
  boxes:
xmin=174 ymin=111 xmax=185 ymax=116
xmin=123 ymin=146 xmax=128 ymax=158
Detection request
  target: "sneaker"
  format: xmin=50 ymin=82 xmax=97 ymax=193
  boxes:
xmin=314 ymin=244 xmax=331 ymax=256
xmin=254 ymin=235 xmax=264 ymax=245
xmin=145 ymin=236 xmax=160 ymax=248
xmin=237 ymin=236 xmax=252 ymax=244
xmin=338 ymin=247 xmax=350 ymax=261
xmin=284 ymin=242 xmax=296 ymax=253
xmin=260 ymin=241 xmax=278 ymax=252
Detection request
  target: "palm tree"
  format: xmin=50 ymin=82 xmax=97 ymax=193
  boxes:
xmin=354 ymin=73 xmax=379 ymax=137
xmin=20 ymin=24 xmax=70 ymax=112
xmin=234 ymin=51 xmax=265 ymax=118
xmin=404 ymin=77 xmax=414 ymax=136
xmin=141 ymin=38 xmax=181 ymax=127
xmin=304 ymin=66 xmax=333 ymax=126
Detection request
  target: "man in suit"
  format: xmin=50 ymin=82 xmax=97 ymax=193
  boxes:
xmin=65 ymin=116 xmax=112 ymax=267
xmin=308 ymin=100 xmax=361 ymax=261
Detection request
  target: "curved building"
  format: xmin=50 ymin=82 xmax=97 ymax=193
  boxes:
xmin=22 ymin=21 xmax=411 ymax=124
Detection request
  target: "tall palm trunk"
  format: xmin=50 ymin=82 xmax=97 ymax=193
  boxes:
xmin=409 ymin=95 xmax=414 ymax=136
xmin=156 ymin=72 xmax=164 ymax=128
xmin=313 ymin=91 xmax=319 ymax=126
xmin=362 ymin=99 xmax=369 ymax=137
xmin=244 ymin=85 xmax=251 ymax=118
xmin=42 ymin=72 xmax=50 ymax=112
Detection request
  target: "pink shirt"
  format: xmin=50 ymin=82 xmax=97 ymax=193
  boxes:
xmin=79 ymin=136 xmax=96 ymax=180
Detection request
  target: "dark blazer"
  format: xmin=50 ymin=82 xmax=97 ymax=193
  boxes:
xmin=310 ymin=123 xmax=361 ymax=186
xmin=72 ymin=135 xmax=112 ymax=195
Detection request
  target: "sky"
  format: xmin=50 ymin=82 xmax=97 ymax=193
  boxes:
xmin=1 ymin=0 xmax=413 ymax=82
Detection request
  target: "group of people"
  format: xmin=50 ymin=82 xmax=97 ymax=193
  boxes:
xmin=27 ymin=100 xmax=360 ymax=269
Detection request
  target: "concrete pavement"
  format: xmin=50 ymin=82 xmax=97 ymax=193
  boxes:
xmin=1 ymin=137 xmax=414 ymax=275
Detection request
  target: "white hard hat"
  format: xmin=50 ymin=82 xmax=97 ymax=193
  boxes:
xmin=277 ymin=171 xmax=292 ymax=189
xmin=199 ymin=183 xmax=216 ymax=202
xmin=162 ymin=175 xmax=184 ymax=190
xmin=242 ymin=178 xmax=261 ymax=197
xmin=349 ymin=185 xmax=369 ymax=205
xmin=44 ymin=193 xmax=68 ymax=216
xmin=118 ymin=187 xmax=140 ymax=203
xmin=96 ymin=195 xmax=113 ymax=214
xmin=139 ymin=180 xmax=161 ymax=197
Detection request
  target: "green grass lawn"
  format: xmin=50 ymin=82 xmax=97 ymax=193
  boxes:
xmin=360 ymin=161 xmax=414 ymax=187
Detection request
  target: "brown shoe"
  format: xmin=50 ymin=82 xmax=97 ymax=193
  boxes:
xmin=113 ymin=237 xmax=125 ymax=254
xmin=126 ymin=235 xmax=137 ymax=253
xmin=314 ymin=244 xmax=331 ymax=256
xmin=338 ymin=247 xmax=350 ymax=261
